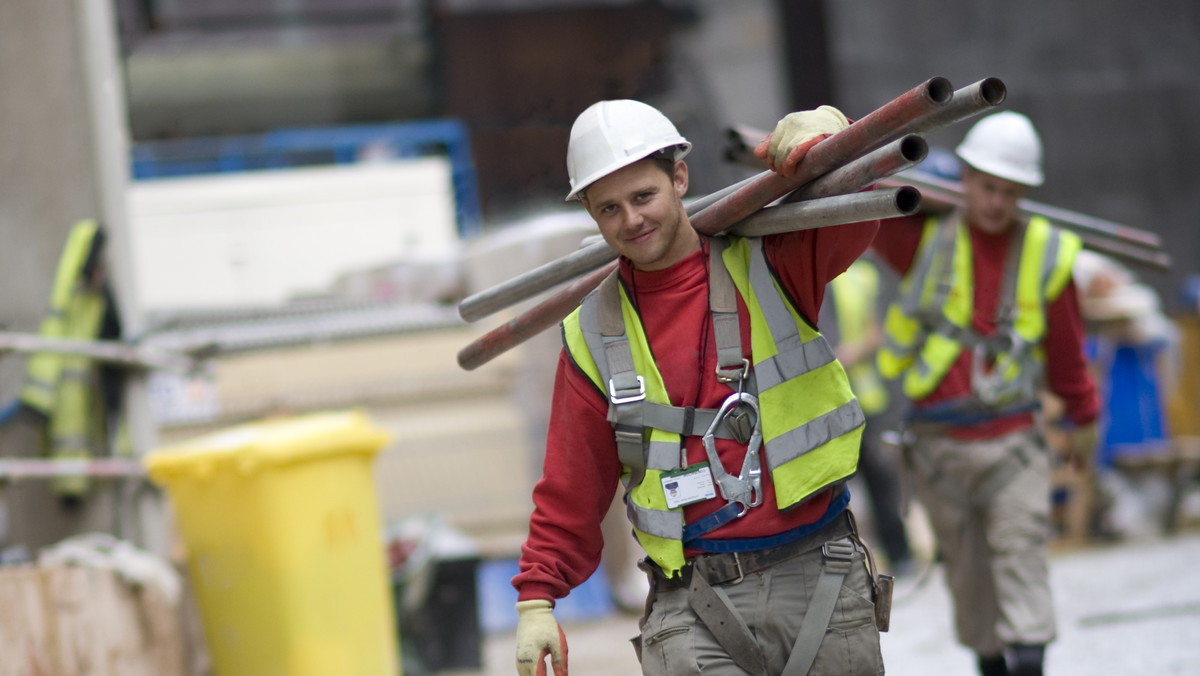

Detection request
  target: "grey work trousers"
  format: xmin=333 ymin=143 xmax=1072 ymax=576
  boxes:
xmin=637 ymin=534 xmax=884 ymax=676
xmin=910 ymin=428 xmax=1056 ymax=655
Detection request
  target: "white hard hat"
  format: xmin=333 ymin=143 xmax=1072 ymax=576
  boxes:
xmin=955 ymin=111 xmax=1044 ymax=187
xmin=564 ymin=99 xmax=691 ymax=201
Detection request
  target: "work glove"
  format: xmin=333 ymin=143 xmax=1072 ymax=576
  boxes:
xmin=515 ymin=599 xmax=568 ymax=676
xmin=754 ymin=105 xmax=849 ymax=178
xmin=1066 ymin=422 xmax=1100 ymax=470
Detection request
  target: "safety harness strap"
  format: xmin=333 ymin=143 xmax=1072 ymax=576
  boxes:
xmin=589 ymin=271 xmax=649 ymax=482
xmin=780 ymin=540 xmax=856 ymax=676
xmin=688 ymin=562 xmax=769 ymax=675
xmin=708 ymin=238 xmax=750 ymax=386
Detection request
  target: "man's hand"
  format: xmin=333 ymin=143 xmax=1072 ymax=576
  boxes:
xmin=515 ymin=599 xmax=568 ymax=676
xmin=1067 ymin=422 xmax=1100 ymax=470
xmin=754 ymin=105 xmax=849 ymax=178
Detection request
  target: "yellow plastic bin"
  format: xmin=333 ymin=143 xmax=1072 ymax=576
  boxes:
xmin=145 ymin=410 xmax=400 ymax=676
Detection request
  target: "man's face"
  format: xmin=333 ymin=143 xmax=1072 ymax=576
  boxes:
xmin=962 ymin=167 xmax=1028 ymax=235
xmin=582 ymin=158 xmax=696 ymax=271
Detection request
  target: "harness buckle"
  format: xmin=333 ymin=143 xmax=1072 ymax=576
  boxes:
xmin=608 ymin=375 xmax=646 ymax=405
xmin=728 ymin=552 xmax=745 ymax=585
xmin=822 ymin=540 xmax=855 ymax=575
xmin=715 ymin=358 xmax=750 ymax=384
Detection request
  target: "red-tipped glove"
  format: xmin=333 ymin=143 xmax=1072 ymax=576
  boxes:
xmin=754 ymin=105 xmax=849 ymax=178
xmin=515 ymin=599 xmax=568 ymax=676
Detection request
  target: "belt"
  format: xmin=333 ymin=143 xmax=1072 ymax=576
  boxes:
xmin=650 ymin=510 xmax=855 ymax=590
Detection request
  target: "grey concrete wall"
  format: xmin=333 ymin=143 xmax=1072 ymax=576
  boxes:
xmin=823 ymin=0 xmax=1200 ymax=308
xmin=0 ymin=1 xmax=100 ymax=377
xmin=0 ymin=1 xmax=125 ymax=552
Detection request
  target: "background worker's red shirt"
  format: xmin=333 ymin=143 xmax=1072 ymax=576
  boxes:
xmin=515 ymin=217 xmax=879 ymax=603
xmin=871 ymin=213 xmax=1100 ymax=439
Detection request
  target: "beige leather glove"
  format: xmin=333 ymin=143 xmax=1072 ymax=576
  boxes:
xmin=754 ymin=105 xmax=849 ymax=177
xmin=515 ymin=599 xmax=568 ymax=676
xmin=1067 ymin=422 xmax=1100 ymax=470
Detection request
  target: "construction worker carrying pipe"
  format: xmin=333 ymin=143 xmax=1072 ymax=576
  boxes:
xmin=872 ymin=111 xmax=1101 ymax=676
xmin=513 ymin=99 xmax=889 ymax=676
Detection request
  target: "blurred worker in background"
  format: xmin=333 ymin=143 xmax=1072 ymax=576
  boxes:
xmin=16 ymin=220 xmax=125 ymax=504
xmin=821 ymin=256 xmax=913 ymax=575
xmin=513 ymin=100 xmax=888 ymax=675
xmin=1073 ymin=250 xmax=1179 ymax=538
xmin=871 ymin=111 xmax=1100 ymax=676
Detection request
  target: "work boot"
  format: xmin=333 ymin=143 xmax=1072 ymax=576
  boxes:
xmin=977 ymin=653 xmax=1008 ymax=676
xmin=1009 ymin=644 xmax=1045 ymax=676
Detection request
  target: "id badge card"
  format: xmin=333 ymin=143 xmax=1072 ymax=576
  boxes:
xmin=661 ymin=462 xmax=718 ymax=509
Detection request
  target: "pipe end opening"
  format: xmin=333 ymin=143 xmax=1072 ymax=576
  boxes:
xmin=895 ymin=186 xmax=923 ymax=215
xmin=899 ymin=134 xmax=930 ymax=163
xmin=927 ymin=77 xmax=955 ymax=105
xmin=980 ymin=78 xmax=1008 ymax=106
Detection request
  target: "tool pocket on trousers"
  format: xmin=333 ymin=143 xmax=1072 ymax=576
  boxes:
xmin=640 ymin=625 xmax=699 ymax=676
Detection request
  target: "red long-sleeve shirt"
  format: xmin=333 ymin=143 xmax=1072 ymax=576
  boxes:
xmin=871 ymin=214 xmax=1099 ymax=439
xmin=514 ymin=218 xmax=879 ymax=603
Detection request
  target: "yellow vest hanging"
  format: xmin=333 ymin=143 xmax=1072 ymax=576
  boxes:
xmin=877 ymin=214 xmax=1080 ymax=405
xmin=20 ymin=220 xmax=110 ymax=496
xmin=562 ymin=235 xmax=864 ymax=577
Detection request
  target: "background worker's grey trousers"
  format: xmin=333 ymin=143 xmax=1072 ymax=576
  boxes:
xmin=911 ymin=428 xmax=1057 ymax=655
xmin=638 ymin=535 xmax=884 ymax=675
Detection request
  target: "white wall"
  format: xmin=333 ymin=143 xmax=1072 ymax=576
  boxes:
xmin=128 ymin=158 xmax=458 ymax=311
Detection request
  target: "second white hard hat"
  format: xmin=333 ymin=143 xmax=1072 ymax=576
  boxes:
xmin=565 ymin=99 xmax=692 ymax=202
xmin=955 ymin=111 xmax=1044 ymax=187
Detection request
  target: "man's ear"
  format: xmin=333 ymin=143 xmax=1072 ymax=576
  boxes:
xmin=673 ymin=160 xmax=689 ymax=198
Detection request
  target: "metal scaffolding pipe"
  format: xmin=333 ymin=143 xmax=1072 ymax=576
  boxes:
xmin=457 ymin=262 xmax=616 ymax=370
xmin=729 ymin=187 xmax=923 ymax=238
xmin=891 ymin=168 xmax=1164 ymax=249
xmin=789 ymin=135 xmax=928 ymax=201
xmin=689 ymin=77 xmax=954 ymax=234
xmin=457 ymin=77 xmax=969 ymax=370
xmin=899 ymin=78 xmax=1008 ymax=136
xmin=891 ymin=180 xmax=1171 ymax=271
xmin=457 ymin=176 xmax=760 ymax=323
xmin=456 ymin=189 xmax=922 ymax=371
xmin=725 ymin=79 xmax=1005 ymax=175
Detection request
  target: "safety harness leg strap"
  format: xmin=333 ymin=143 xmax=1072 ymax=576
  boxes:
xmin=688 ymin=560 xmax=768 ymax=675
xmin=780 ymin=540 xmax=856 ymax=676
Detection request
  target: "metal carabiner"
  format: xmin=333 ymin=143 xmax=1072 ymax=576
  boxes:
xmin=701 ymin=391 xmax=764 ymax=513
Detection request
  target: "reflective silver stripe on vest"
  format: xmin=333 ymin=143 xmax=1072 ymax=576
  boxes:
xmin=764 ymin=400 xmax=866 ymax=471
xmin=647 ymin=439 xmax=681 ymax=471
xmin=745 ymin=238 xmax=837 ymax=392
xmin=1039 ymin=229 xmax=1062 ymax=289
xmin=626 ymin=498 xmax=683 ymax=539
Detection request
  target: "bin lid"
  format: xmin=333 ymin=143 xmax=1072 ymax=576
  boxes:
xmin=144 ymin=410 xmax=390 ymax=483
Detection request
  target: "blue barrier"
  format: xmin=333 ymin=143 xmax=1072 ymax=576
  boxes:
xmin=130 ymin=119 xmax=483 ymax=239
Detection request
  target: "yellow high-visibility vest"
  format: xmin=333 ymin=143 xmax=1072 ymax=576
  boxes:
xmin=830 ymin=259 xmax=890 ymax=416
xmin=877 ymin=214 xmax=1080 ymax=405
xmin=562 ymin=236 xmax=863 ymax=577
xmin=20 ymin=220 xmax=111 ymax=496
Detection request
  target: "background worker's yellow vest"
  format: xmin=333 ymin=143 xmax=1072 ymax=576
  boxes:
xmin=562 ymin=236 xmax=863 ymax=577
xmin=830 ymin=259 xmax=890 ymax=416
xmin=877 ymin=215 xmax=1080 ymax=402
